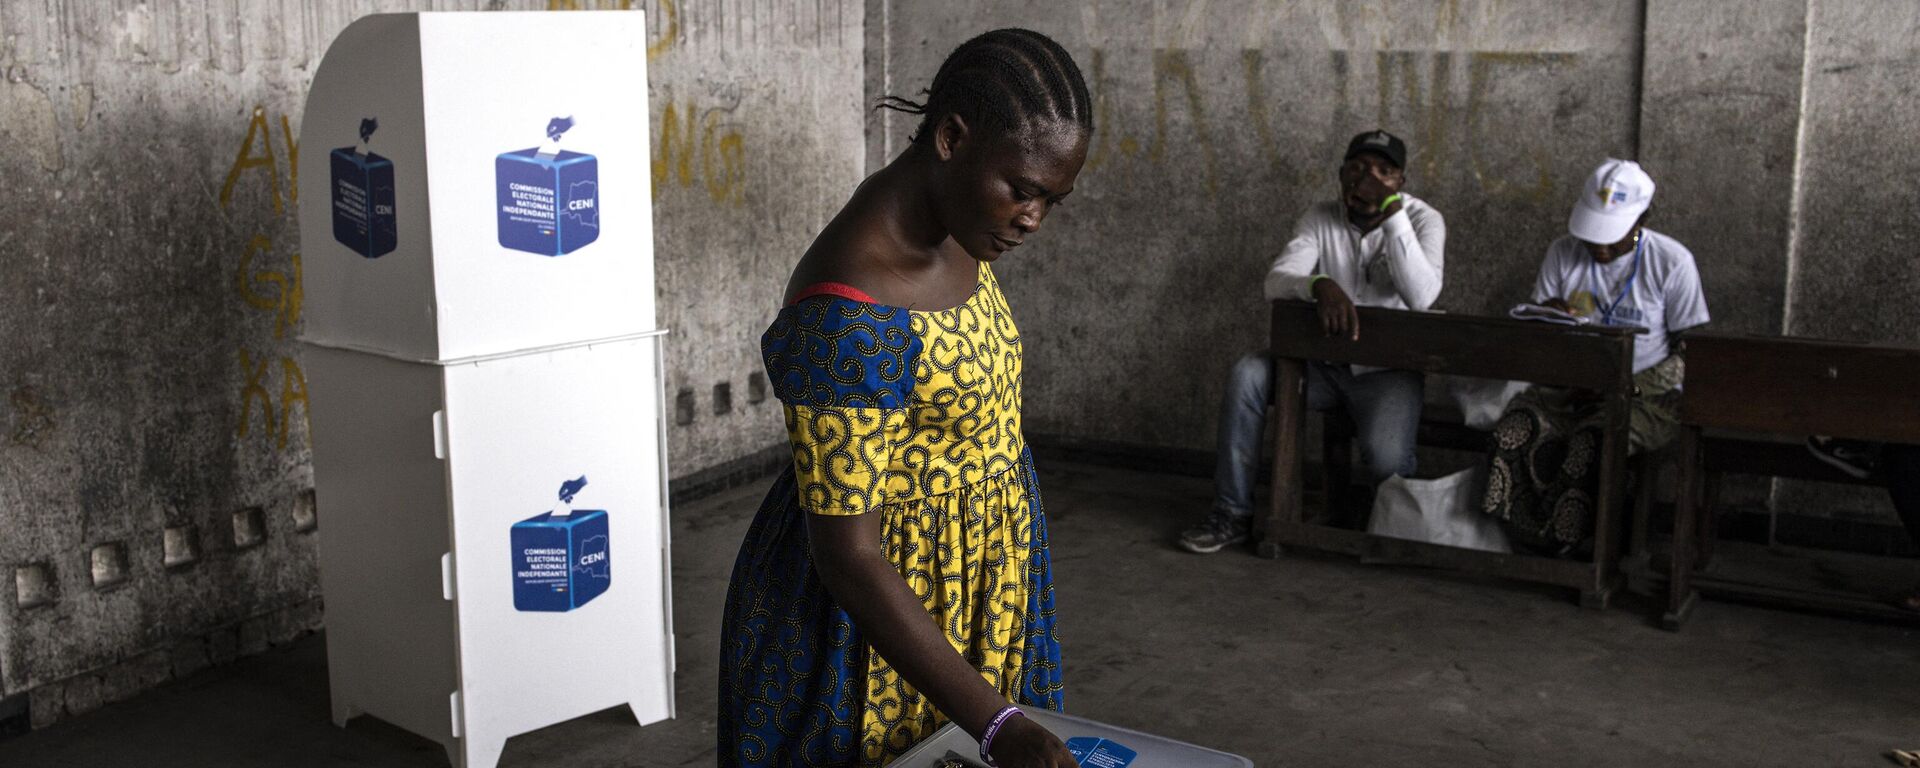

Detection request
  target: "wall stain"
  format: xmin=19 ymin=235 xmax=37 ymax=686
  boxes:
xmin=9 ymin=386 xmax=56 ymax=448
xmin=1 ymin=78 xmax=63 ymax=172
xmin=1464 ymin=51 xmax=1571 ymax=204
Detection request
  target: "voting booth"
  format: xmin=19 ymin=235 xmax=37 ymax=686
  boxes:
xmin=296 ymin=12 xmax=672 ymax=768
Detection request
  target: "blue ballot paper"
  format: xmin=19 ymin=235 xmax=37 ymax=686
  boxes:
xmin=510 ymin=476 xmax=611 ymax=612
xmin=329 ymin=117 xmax=397 ymax=258
xmin=1064 ymin=737 xmax=1137 ymax=768
xmin=495 ymin=115 xmax=600 ymax=256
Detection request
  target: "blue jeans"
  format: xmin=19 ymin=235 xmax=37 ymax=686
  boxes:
xmin=1212 ymin=352 xmax=1424 ymax=518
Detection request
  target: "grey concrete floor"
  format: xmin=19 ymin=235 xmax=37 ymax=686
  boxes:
xmin=3 ymin=459 xmax=1918 ymax=767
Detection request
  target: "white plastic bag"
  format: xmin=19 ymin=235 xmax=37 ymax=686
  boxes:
xmin=1366 ymin=468 xmax=1511 ymax=553
xmin=1439 ymin=376 xmax=1530 ymax=430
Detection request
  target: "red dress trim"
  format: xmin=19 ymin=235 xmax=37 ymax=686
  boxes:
xmin=787 ymin=282 xmax=878 ymax=306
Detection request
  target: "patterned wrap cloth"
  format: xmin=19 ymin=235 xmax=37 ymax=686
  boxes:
xmin=1482 ymin=354 xmax=1685 ymax=550
xmin=719 ymin=265 xmax=1063 ymax=766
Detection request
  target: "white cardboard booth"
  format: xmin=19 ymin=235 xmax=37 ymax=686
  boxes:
xmin=300 ymin=11 xmax=656 ymax=363
xmin=297 ymin=12 xmax=672 ymax=768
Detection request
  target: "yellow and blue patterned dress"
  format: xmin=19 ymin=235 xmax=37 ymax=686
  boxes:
xmin=719 ymin=263 xmax=1063 ymax=767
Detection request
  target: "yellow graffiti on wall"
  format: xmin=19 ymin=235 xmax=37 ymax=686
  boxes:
xmin=237 ymin=349 xmax=309 ymax=450
xmin=655 ymin=99 xmax=746 ymax=205
xmin=223 ymin=105 xmax=308 ymax=451
xmin=220 ymin=106 xmax=298 ymax=213
xmin=238 ymin=349 xmax=275 ymax=442
xmin=1148 ymin=49 xmax=1219 ymax=199
xmin=236 ymin=234 xmax=304 ymax=340
xmin=278 ymin=356 xmax=310 ymax=450
xmin=1086 ymin=47 xmax=1574 ymax=203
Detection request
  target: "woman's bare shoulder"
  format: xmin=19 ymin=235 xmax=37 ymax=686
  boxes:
xmin=784 ymin=210 xmax=906 ymax=304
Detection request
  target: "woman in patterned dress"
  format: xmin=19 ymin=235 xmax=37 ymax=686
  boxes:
xmin=718 ymin=29 xmax=1092 ymax=768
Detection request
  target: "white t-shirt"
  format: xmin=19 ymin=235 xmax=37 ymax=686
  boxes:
xmin=1533 ymin=228 xmax=1710 ymax=373
xmin=1264 ymin=195 xmax=1446 ymax=311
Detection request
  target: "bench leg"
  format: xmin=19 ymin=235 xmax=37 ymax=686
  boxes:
xmin=1584 ymin=391 xmax=1632 ymax=610
xmin=1698 ymin=469 xmax=1722 ymax=568
xmin=1581 ymin=582 xmax=1618 ymax=610
xmin=1626 ymin=451 xmax=1662 ymax=595
xmin=1259 ymin=357 xmax=1308 ymax=559
xmin=1661 ymin=589 xmax=1699 ymax=630
xmin=1665 ymin=427 xmax=1704 ymax=630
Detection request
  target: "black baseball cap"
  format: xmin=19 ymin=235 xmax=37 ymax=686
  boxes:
xmin=1343 ymin=129 xmax=1406 ymax=169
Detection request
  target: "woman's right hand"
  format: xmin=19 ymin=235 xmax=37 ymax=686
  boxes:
xmin=986 ymin=715 xmax=1079 ymax=767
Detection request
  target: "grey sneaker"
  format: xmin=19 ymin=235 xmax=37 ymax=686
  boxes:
xmin=1807 ymin=436 xmax=1877 ymax=480
xmin=1178 ymin=510 xmax=1251 ymax=554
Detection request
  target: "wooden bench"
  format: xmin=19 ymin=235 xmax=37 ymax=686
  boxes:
xmin=1262 ymin=300 xmax=1644 ymax=606
xmin=1664 ymin=333 xmax=1920 ymax=628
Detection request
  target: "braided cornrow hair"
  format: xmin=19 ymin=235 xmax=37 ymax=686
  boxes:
xmin=875 ymin=28 xmax=1094 ymax=144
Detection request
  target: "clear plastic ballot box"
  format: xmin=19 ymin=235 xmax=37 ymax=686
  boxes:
xmin=892 ymin=709 xmax=1254 ymax=768
xmin=297 ymin=11 xmax=672 ymax=768
xmin=297 ymin=11 xmax=654 ymax=362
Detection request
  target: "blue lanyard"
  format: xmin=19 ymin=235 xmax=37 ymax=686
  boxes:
xmin=1587 ymin=234 xmax=1643 ymax=326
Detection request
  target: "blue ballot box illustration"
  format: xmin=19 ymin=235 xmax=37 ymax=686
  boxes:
xmin=329 ymin=117 xmax=398 ymax=258
xmin=496 ymin=116 xmax=600 ymax=256
xmin=510 ymin=476 xmax=611 ymax=612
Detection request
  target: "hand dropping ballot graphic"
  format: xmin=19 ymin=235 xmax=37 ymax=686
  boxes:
xmin=511 ymin=475 xmax=611 ymax=612
xmin=496 ymin=116 xmax=600 ymax=256
xmin=330 ymin=117 xmax=398 ymax=258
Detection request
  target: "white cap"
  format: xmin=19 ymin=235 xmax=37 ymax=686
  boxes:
xmin=1568 ymin=158 xmax=1654 ymax=244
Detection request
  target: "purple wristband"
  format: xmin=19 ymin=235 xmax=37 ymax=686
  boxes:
xmin=978 ymin=704 xmax=1025 ymax=766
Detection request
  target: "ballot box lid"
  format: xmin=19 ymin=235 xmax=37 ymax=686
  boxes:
xmin=891 ymin=707 xmax=1254 ymax=767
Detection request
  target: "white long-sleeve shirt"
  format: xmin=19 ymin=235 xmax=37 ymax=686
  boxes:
xmin=1262 ymin=195 xmax=1446 ymax=311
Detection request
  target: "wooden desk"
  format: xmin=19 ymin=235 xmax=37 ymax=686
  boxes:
xmin=1263 ymin=300 xmax=1642 ymax=606
xmin=1665 ymin=333 xmax=1920 ymax=627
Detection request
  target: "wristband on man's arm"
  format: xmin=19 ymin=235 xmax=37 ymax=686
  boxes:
xmin=1308 ymin=274 xmax=1332 ymax=297
xmin=1378 ymin=193 xmax=1403 ymax=212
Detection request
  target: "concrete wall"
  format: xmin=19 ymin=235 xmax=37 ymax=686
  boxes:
xmin=1775 ymin=0 xmax=1920 ymax=524
xmin=650 ymin=0 xmax=863 ymax=488
xmin=869 ymin=0 xmax=1646 ymax=450
xmin=2 ymin=0 xmax=1914 ymax=736
xmin=0 ymin=0 xmax=860 ymax=728
xmin=867 ymin=0 xmax=1917 ymax=524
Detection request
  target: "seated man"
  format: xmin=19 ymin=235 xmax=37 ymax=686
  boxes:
xmin=1482 ymin=158 xmax=1710 ymax=552
xmin=1179 ymin=130 xmax=1446 ymax=554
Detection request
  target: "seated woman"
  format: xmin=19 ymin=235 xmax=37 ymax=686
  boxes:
xmin=1481 ymin=159 xmax=1710 ymax=553
xmin=718 ymin=29 xmax=1092 ymax=768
